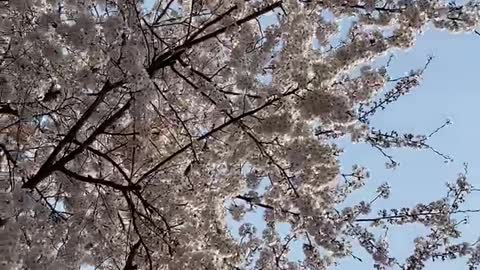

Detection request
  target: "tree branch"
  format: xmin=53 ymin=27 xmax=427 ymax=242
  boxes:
xmin=23 ymin=97 xmax=131 ymax=189
xmin=147 ymin=1 xmax=283 ymax=76
xmin=59 ymin=167 xmax=140 ymax=192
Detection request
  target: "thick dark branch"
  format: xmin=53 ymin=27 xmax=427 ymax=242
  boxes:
xmin=0 ymin=143 xmax=16 ymax=166
xmin=0 ymin=103 xmax=18 ymax=116
xmin=23 ymin=97 xmax=131 ymax=189
xmin=123 ymin=239 xmax=142 ymax=270
xmin=59 ymin=167 xmax=140 ymax=192
xmin=147 ymin=1 xmax=282 ymax=76
xmin=58 ymin=96 xmax=131 ymax=163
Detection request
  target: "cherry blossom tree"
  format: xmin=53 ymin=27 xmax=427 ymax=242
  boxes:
xmin=1 ymin=0 xmax=480 ymax=269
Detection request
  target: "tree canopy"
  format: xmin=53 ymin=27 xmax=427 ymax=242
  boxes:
xmin=1 ymin=0 xmax=480 ymax=269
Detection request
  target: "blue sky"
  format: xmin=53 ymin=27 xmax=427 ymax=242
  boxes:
xmin=336 ymin=25 xmax=480 ymax=269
